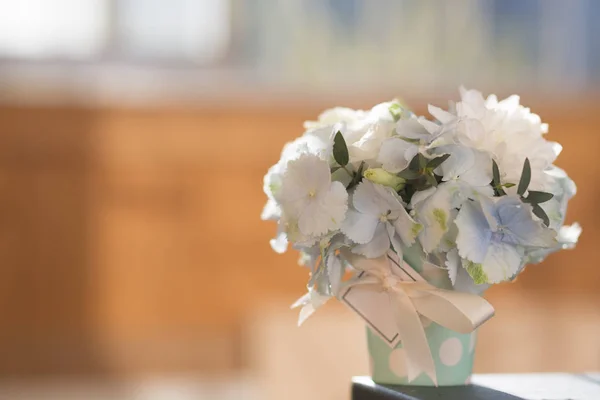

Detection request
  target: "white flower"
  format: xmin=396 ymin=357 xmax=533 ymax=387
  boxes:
xmin=279 ymin=153 xmax=348 ymax=237
xmin=539 ymin=166 xmax=577 ymax=230
xmin=341 ymin=180 xmax=421 ymax=258
xmin=291 ymin=287 xmax=330 ymax=326
xmin=557 ymin=223 xmax=582 ymax=249
xmin=303 ymin=107 xmax=368 ymax=131
xmin=377 ymin=117 xmax=441 ymax=173
xmin=301 ymin=233 xmax=349 ymax=294
xmin=524 ymin=166 xmax=579 ymax=263
xmin=429 ymin=87 xmax=560 ymax=192
xmin=348 ymin=121 xmax=396 ymax=163
xmin=304 ymin=108 xmax=396 ymax=166
xmin=455 ymin=195 xmax=556 ymax=284
xmin=263 ymin=131 xmax=333 ymax=203
xmin=432 ymin=144 xmax=493 ymax=198
xmin=410 ymin=184 xmax=454 ymax=253
xmin=262 ymin=132 xmax=336 ymax=251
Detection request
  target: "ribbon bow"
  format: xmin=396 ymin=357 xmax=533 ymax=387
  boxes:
xmin=341 ymin=250 xmax=494 ymax=385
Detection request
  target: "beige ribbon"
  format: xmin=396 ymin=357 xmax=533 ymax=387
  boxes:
xmin=342 ymin=251 xmax=495 ymax=385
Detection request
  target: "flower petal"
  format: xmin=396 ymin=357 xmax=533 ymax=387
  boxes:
xmin=280 ymin=154 xmax=331 ymax=218
xmin=495 ymin=196 xmax=556 ymax=247
xmin=261 ymin=199 xmax=280 ymax=221
xmin=352 ymin=223 xmax=390 ymax=258
xmin=558 ymin=223 xmax=582 ymax=248
xmin=327 ymin=253 xmax=344 ymax=296
xmin=481 ymin=241 xmax=523 ymax=283
xmin=445 ymin=249 xmax=460 ymax=286
xmin=393 ymin=206 xmax=422 ymax=246
xmin=298 ymin=181 xmax=348 ymax=237
xmin=377 ymin=138 xmax=413 ymax=173
xmin=414 ymin=184 xmax=454 ymax=253
xmin=352 ymin=180 xmax=399 ymax=215
xmin=434 ymin=145 xmax=475 ymax=181
xmin=454 ymin=266 xmax=490 ymax=295
xmin=428 ymin=104 xmax=456 ymax=124
xmin=341 ymin=210 xmax=379 ymax=244
xmin=270 ymin=229 xmax=288 ymax=254
xmin=455 ymin=200 xmax=492 ymax=263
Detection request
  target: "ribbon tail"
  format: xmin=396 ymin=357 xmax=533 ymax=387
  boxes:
xmin=388 ymin=292 xmax=437 ymax=385
xmin=409 ymin=285 xmax=495 ymax=334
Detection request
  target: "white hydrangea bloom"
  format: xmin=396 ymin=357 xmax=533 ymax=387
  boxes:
xmin=261 ymin=88 xmax=580 ymax=317
xmin=377 ymin=116 xmax=441 ymax=173
xmin=429 ymin=87 xmax=560 ymax=192
xmin=455 ymin=195 xmax=556 ymax=284
xmin=410 ymin=184 xmax=454 ymax=253
xmin=279 ymin=153 xmax=348 ymax=238
xmin=341 ymin=180 xmax=421 ymax=258
xmin=305 ymin=101 xmax=403 ymax=165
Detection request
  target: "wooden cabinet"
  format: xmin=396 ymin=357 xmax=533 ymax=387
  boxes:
xmin=0 ymin=100 xmax=596 ymax=375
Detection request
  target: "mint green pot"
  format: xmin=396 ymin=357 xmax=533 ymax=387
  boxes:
xmin=366 ymin=246 xmax=479 ymax=386
xmin=367 ymin=323 xmax=477 ymax=386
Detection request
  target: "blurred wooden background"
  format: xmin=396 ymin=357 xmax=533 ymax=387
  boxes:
xmin=0 ymin=98 xmax=597 ymax=377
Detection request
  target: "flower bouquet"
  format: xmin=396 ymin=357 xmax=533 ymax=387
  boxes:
xmin=261 ymin=88 xmax=580 ymax=386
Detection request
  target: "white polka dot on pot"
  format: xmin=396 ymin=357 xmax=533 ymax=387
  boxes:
xmin=388 ymin=348 xmax=408 ymax=378
xmin=439 ymin=337 xmax=463 ymax=366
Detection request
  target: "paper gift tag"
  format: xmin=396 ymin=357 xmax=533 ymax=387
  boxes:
xmin=340 ymin=252 xmax=424 ymax=348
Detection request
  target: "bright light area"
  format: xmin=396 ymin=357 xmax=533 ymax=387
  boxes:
xmin=0 ymin=0 xmax=108 ymax=59
xmin=117 ymin=0 xmax=231 ymax=61
xmin=0 ymin=0 xmax=230 ymax=62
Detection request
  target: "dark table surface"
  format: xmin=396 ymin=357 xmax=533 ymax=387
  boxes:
xmin=352 ymin=373 xmax=600 ymax=400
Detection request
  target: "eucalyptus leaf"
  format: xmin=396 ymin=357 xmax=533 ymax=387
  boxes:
xmin=425 ymin=173 xmax=438 ymax=187
xmin=532 ymin=204 xmax=550 ymax=227
xmin=333 ymin=131 xmax=349 ymax=167
xmin=346 ymin=161 xmax=365 ymax=190
xmin=524 ymin=190 xmax=554 ymax=204
xmin=491 ymin=160 xmax=506 ymax=196
xmin=426 ymin=154 xmax=451 ymax=170
xmin=408 ymin=153 xmax=428 ymax=171
xmin=408 ymin=153 xmax=425 ymax=171
xmin=492 ymin=159 xmax=501 ymax=185
xmin=517 ymin=158 xmax=531 ymax=196
xmin=398 ymin=169 xmax=421 ymax=180
xmin=491 ymin=160 xmax=507 ymax=196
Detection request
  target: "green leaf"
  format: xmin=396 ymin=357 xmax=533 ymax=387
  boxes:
xmin=398 ymin=169 xmax=421 ymax=180
xmin=408 ymin=153 xmax=427 ymax=171
xmin=491 ymin=159 xmax=506 ymax=196
xmin=532 ymin=204 xmax=550 ymax=227
xmin=502 ymin=183 xmax=516 ymax=188
xmin=333 ymin=131 xmax=349 ymax=167
xmin=517 ymin=158 xmax=531 ymax=196
xmin=426 ymin=154 xmax=451 ymax=170
xmin=524 ymin=190 xmax=554 ymax=204
xmin=492 ymin=159 xmax=501 ymax=186
xmin=346 ymin=161 xmax=365 ymax=190
xmin=491 ymin=160 xmax=506 ymax=196
xmin=425 ymin=173 xmax=438 ymax=187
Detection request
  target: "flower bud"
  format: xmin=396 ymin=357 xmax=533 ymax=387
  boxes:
xmin=363 ymin=168 xmax=405 ymax=191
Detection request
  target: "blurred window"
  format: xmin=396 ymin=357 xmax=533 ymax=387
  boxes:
xmin=0 ymin=0 xmax=108 ymax=59
xmin=0 ymin=0 xmax=230 ymax=63
xmin=0 ymin=0 xmax=597 ymax=101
